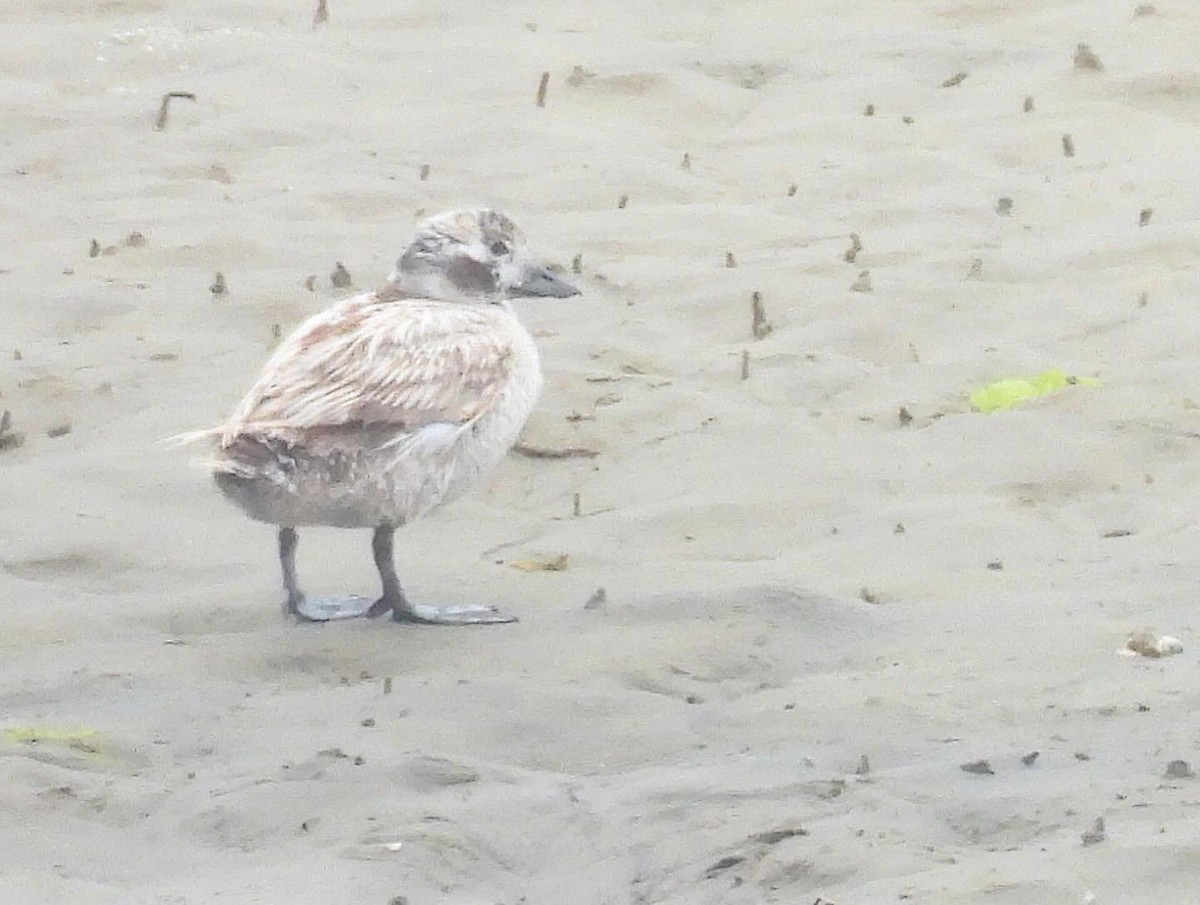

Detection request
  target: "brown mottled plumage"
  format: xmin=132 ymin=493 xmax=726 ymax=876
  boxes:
xmin=186 ymin=208 xmax=579 ymax=623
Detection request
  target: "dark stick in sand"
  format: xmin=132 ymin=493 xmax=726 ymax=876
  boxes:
xmin=330 ymin=262 xmax=352 ymax=288
xmin=1074 ymin=44 xmax=1103 ymax=72
xmin=512 ymin=443 xmax=599 ymax=460
xmin=0 ymin=410 xmax=25 ymax=452
xmin=155 ymin=92 xmax=196 ymax=131
xmin=536 ymin=71 xmax=550 ymax=107
xmin=751 ymin=291 xmax=772 ymax=340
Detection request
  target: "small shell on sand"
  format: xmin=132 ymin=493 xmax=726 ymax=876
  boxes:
xmin=1124 ymin=630 xmax=1183 ymax=658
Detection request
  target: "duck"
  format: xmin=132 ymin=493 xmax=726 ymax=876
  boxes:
xmin=196 ymin=208 xmax=578 ymax=624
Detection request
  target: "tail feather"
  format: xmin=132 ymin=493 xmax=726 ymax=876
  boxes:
xmin=160 ymin=426 xmax=223 ymax=449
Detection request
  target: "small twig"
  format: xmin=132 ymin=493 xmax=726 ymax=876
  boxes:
xmin=850 ymin=270 xmax=872 ymax=292
xmin=512 ymin=442 xmax=599 ymax=460
xmin=740 ymin=348 xmax=750 ymax=380
xmin=155 ymin=91 xmax=196 ymax=131
xmin=572 ymin=493 xmax=582 ymax=517
xmin=751 ymin=291 xmax=773 ymax=340
xmin=1074 ymin=44 xmax=1104 ymax=72
xmin=536 ymin=71 xmax=550 ymax=107
xmin=331 ymin=261 xmax=353 ymax=288
xmin=0 ymin=410 xmax=25 ymax=452
xmin=942 ymin=71 xmax=968 ymax=88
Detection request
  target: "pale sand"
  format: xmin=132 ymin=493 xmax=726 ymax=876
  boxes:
xmin=3 ymin=1 xmax=1200 ymax=902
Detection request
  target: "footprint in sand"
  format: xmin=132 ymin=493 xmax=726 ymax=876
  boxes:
xmin=3 ymin=551 xmax=135 ymax=593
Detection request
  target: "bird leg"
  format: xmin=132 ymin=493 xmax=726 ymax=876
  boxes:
xmin=364 ymin=524 xmax=406 ymax=618
xmin=275 ymin=525 xmax=516 ymax=624
xmin=278 ymin=526 xmax=374 ymax=621
xmin=366 ymin=524 xmax=517 ymax=625
xmin=278 ymin=526 xmax=307 ymax=617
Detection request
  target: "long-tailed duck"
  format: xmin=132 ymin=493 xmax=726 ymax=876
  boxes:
xmin=193 ymin=208 xmax=578 ymax=623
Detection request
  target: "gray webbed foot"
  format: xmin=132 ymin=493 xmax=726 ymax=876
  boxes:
xmin=388 ymin=599 xmax=518 ymax=625
xmin=288 ymin=593 xmax=377 ymax=622
xmin=361 ymin=589 xmax=518 ymax=624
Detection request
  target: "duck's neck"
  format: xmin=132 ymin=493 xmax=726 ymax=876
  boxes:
xmin=379 ymin=270 xmax=502 ymax=306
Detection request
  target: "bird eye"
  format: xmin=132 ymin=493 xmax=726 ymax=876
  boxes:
xmin=489 ymin=241 xmax=509 ymax=256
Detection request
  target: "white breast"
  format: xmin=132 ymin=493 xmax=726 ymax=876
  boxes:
xmin=416 ymin=304 xmax=542 ymax=509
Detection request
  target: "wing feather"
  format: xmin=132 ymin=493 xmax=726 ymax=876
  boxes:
xmin=222 ymin=293 xmax=514 ymax=444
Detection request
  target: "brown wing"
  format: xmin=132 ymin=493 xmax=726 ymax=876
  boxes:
xmin=222 ymin=294 xmax=514 ymax=444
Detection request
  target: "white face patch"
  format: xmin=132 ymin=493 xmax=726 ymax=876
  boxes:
xmin=496 ymin=255 xmax=533 ymax=292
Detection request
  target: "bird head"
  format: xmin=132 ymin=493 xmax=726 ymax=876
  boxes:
xmin=388 ymin=208 xmax=580 ymax=303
